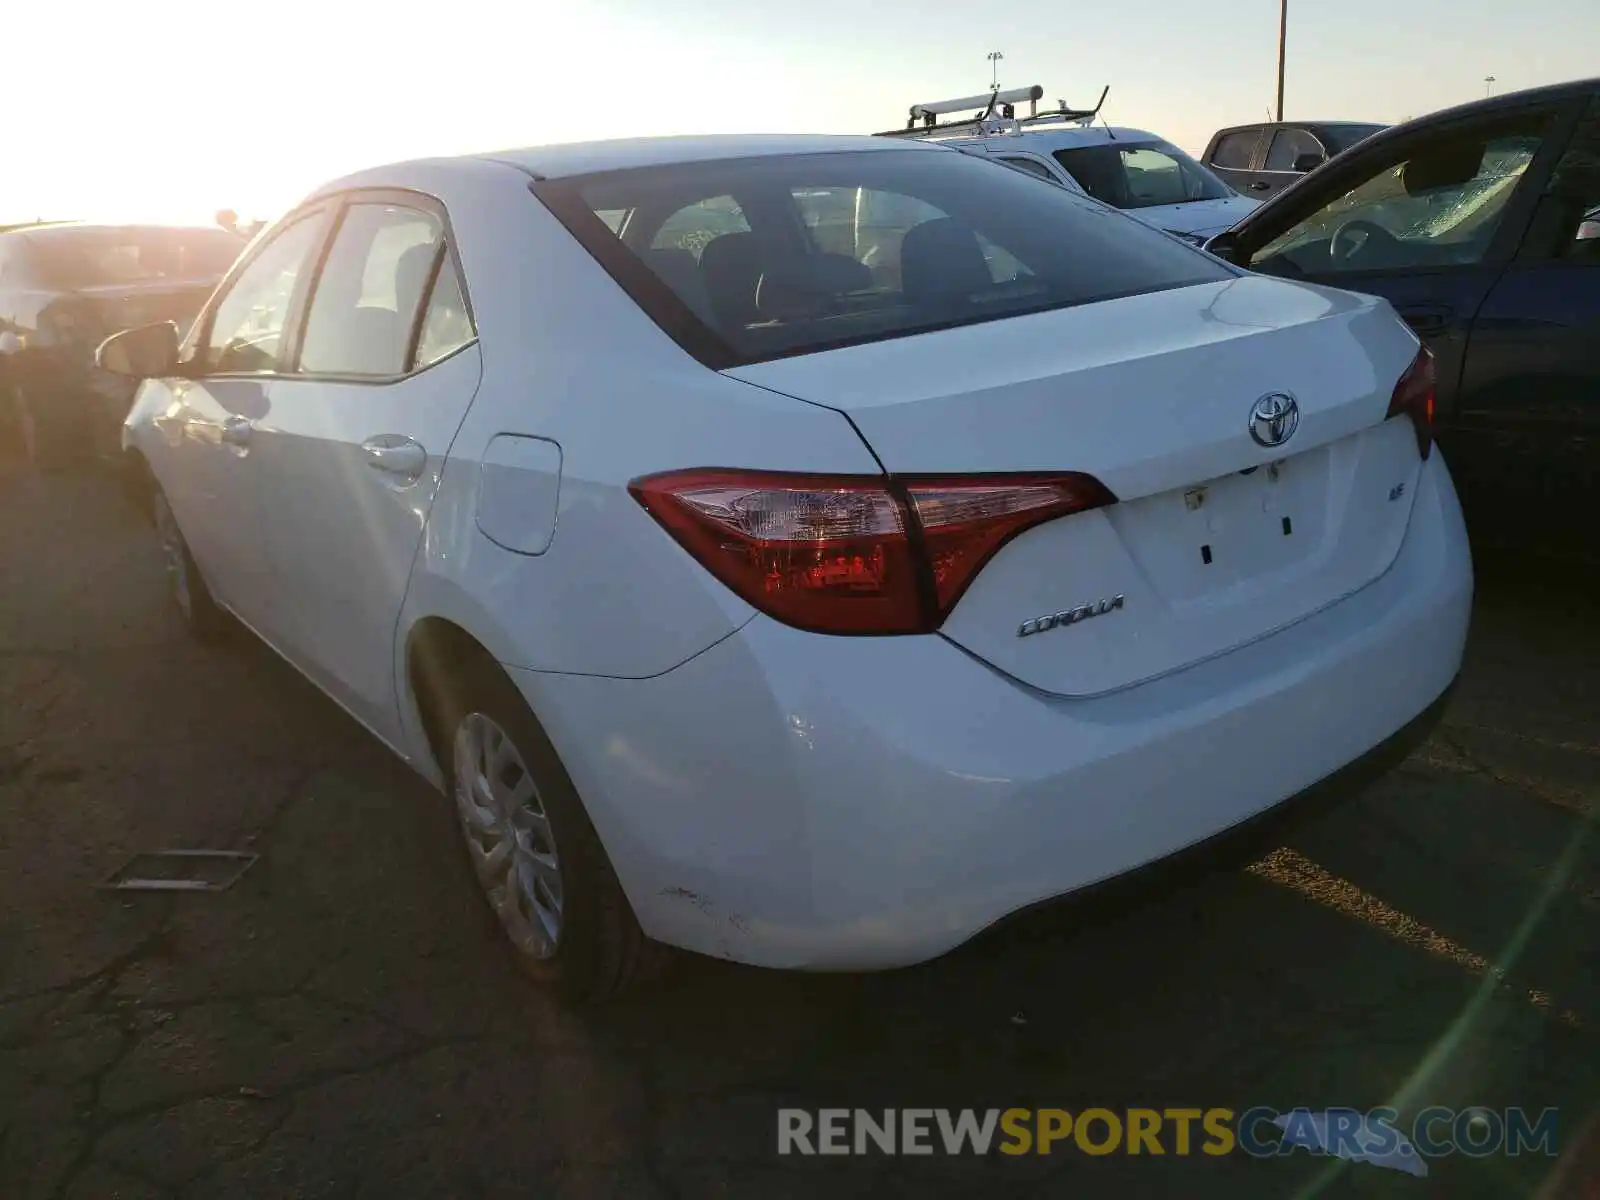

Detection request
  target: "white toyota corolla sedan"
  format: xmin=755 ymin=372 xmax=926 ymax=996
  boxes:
xmin=102 ymin=134 xmax=1472 ymax=1002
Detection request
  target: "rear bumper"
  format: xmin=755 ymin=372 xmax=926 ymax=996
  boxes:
xmin=513 ymin=453 xmax=1473 ymax=969
xmin=987 ymin=671 xmax=1455 ymax=934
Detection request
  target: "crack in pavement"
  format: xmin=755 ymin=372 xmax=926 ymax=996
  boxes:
xmin=1436 ymin=729 xmax=1599 ymax=817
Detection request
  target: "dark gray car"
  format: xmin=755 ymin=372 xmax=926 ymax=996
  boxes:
xmin=0 ymin=223 xmax=244 ymax=466
xmin=1203 ymin=121 xmax=1388 ymax=199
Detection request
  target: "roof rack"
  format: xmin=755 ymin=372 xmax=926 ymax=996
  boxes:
xmin=874 ymin=84 xmax=1110 ymax=139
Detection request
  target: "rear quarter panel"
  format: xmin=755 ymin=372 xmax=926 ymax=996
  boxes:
xmin=390 ymin=162 xmax=881 ymax=685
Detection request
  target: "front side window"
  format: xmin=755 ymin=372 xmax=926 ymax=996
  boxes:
xmin=298 ymin=203 xmax=443 ymax=377
xmin=1547 ymin=97 xmax=1600 ymax=261
xmin=201 ymin=213 xmax=329 ymax=374
xmin=1250 ymin=118 xmax=1551 ymax=276
xmin=1265 ymin=128 xmax=1325 ymax=172
xmin=536 ymin=147 xmax=1230 ymax=366
xmin=1317 ymin=124 xmax=1387 ymax=156
xmin=1053 ymin=142 xmax=1233 ymax=209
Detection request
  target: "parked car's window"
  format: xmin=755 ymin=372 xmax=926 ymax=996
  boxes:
xmin=1265 ymin=127 xmax=1324 ymax=171
xmin=790 ymin=185 xmax=1027 ymax=291
xmin=1053 ymin=142 xmax=1233 ymax=208
xmin=35 ymin=228 xmax=243 ymax=289
xmin=414 ymin=254 xmax=476 ymax=367
xmin=1317 ymin=124 xmax=1387 ymax=155
xmin=1209 ymin=131 xmax=1261 ymax=170
xmin=537 ymin=147 xmax=1230 ymax=366
xmin=298 ymin=204 xmax=443 ymax=378
xmin=650 ymin=196 xmax=748 ymax=260
xmin=201 ymin=214 xmax=328 ymax=375
xmin=997 ymin=156 xmax=1061 ymax=183
xmin=1548 ymin=97 xmax=1600 ymax=261
xmin=1250 ymin=120 xmax=1551 ymax=276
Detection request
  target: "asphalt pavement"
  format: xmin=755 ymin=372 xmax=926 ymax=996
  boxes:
xmin=1 ymin=464 xmax=1595 ymax=1199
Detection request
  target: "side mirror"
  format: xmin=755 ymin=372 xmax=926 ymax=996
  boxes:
xmin=1203 ymin=230 xmax=1242 ymax=264
xmin=96 ymin=322 xmax=179 ymax=378
xmin=1292 ymin=152 xmax=1325 ymax=174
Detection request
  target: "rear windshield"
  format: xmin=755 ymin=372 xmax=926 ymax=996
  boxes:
xmin=533 ymin=148 xmax=1230 ymax=367
xmin=1051 ymin=141 xmax=1234 ymax=209
xmin=37 ymin=228 xmax=244 ymax=289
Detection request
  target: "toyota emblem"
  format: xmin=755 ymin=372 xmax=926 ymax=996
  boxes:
xmin=1248 ymin=393 xmax=1300 ymax=448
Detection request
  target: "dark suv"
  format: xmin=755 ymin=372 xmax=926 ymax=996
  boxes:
xmin=1203 ymin=121 xmax=1388 ymax=199
xmin=0 ymin=223 xmax=244 ymax=466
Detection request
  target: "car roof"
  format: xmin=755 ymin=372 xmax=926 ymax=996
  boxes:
xmin=1223 ymin=78 xmax=1596 ymax=143
xmin=9 ymin=222 xmax=241 ymax=241
xmin=1269 ymin=77 xmax=1598 ymax=170
xmin=476 ymin=133 xmax=942 ymax=180
xmin=1214 ymin=120 xmax=1384 ymax=133
xmin=931 ymin=126 xmax=1170 ymax=151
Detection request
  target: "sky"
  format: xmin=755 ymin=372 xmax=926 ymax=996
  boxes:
xmin=5 ymin=0 xmax=1596 ymax=226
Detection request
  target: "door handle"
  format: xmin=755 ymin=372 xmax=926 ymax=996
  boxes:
xmin=219 ymin=416 xmax=253 ymax=449
xmin=1249 ymin=180 xmax=1271 ymax=191
xmin=361 ymin=435 xmax=427 ymax=484
xmin=1399 ymin=307 xmax=1453 ymax=337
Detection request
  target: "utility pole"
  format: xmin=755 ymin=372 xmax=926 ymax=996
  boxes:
xmin=988 ymin=51 xmax=1004 ymax=91
xmin=1275 ymin=0 xmax=1287 ymax=121
xmin=1484 ymin=75 xmax=1497 ymax=97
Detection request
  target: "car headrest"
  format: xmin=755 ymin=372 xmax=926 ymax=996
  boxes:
xmin=756 ymin=253 xmax=872 ymax=321
xmin=899 ymin=218 xmax=993 ymax=307
xmin=698 ymin=232 xmax=765 ymax=330
xmin=646 ymin=247 xmax=713 ymax=320
xmin=395 ymin=242 xmax=441 ymax=316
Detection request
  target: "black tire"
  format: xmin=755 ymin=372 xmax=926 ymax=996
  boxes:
xmin=436 ymin=661 xmax=666 ymax=1003
xmin=152 ymin=489 xmax=226 ymax=640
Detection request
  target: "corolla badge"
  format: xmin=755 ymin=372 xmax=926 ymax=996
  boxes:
xmin=1248 ymin=392 xmax=1300 ymax=448
xmin=1017 ymin=595 xmax=1125 ymax=638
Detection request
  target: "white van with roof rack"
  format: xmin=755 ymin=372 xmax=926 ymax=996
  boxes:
xmin=874 ymin=85 xmax=1261 ymax=244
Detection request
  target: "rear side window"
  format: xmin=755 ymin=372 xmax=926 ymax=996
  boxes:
xmin=997 ymin=156 xmax=1061 ymax=184
xmin=1053 ymin=142 xmax=1233 ymax=208
xmin=415 ymin=255 xmax=476 ymax=366
xmin=534 ymin=148 xmax=1229 ymax=367
xmin=298 ymin=203 xmax=444 ymax=378
xmin=1317 ymin=124 xmax=1387 ymax=155
xmin=1209 ymin=130 xmax=1261 ymax=170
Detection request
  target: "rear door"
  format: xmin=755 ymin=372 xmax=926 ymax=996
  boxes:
xmin=1205 ymin=126 xmax=1268 ymax=195
xmin=1231 ymin=99 xmax=1576 ymax=457
xmin=248 ymin=192 xmax=481 ymax=749
xmin=1452 ymin=91 xmax=1600 ymax=550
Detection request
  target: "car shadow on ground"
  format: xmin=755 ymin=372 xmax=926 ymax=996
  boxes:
xmin=0 ymin=466 xmax=1594 ymax=1199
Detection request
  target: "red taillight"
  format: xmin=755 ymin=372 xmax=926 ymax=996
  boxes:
xmin=1386 ymin=344 xmax=1436 ymax=461
xmin=629 ymin=468 xmax=1116 ymax=635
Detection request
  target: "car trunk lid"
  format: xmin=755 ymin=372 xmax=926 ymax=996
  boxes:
xmin=725 ymin=274 xmax=1428 ymax=696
